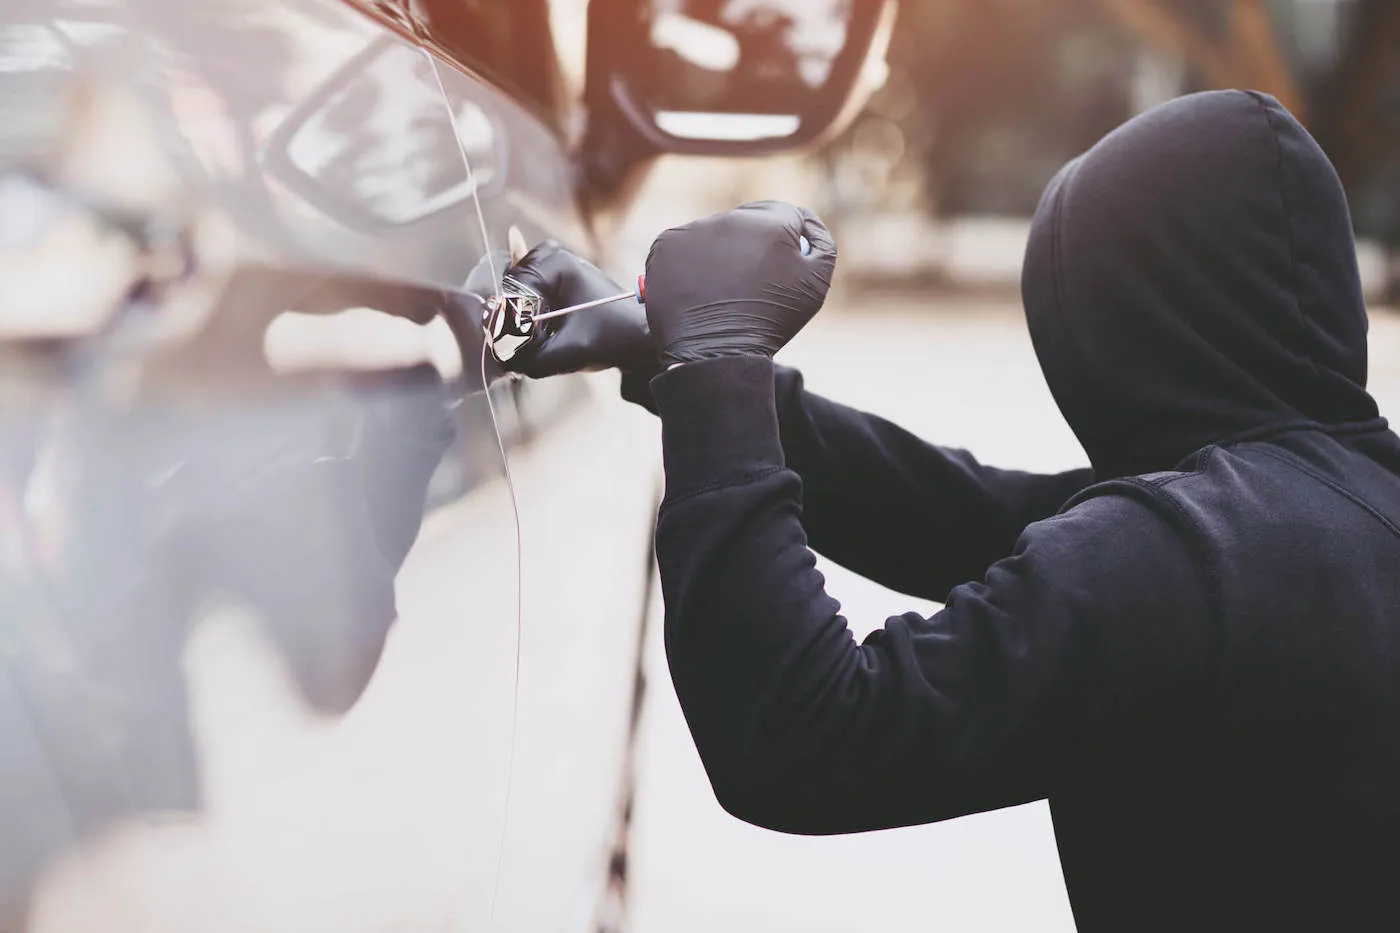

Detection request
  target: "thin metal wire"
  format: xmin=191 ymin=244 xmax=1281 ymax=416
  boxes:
xmin=426 ymin=50 xmax=523 ymax=932
xmin=529 ymin=290 xmax=636 ymax=322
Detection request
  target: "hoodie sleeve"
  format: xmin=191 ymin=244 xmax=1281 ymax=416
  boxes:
xmin=651 ymin=357 xmax=1211 ymax=833
xmin=625 ymin=363 xmax=1092 ymax=601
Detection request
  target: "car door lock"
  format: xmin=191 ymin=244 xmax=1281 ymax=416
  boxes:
xmin=483 ymin=274 xmax=544 ymax=364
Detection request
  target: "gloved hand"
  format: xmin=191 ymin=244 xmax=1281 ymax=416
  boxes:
xmin=502 ymin=240 xmax=659 ymax=378
xmin=644 ymin=201 xmax=836 ymax=367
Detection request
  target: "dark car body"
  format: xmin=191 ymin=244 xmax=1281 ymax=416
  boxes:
xmin=0 ymin=1 xmax=887 ymax=929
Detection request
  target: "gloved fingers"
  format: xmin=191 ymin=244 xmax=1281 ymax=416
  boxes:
xmin=795 ymin=206 xmax=837 ymax=265
xmin=507 ymin=346 xmax=603 ymax=379
xmin=511 ymin=237 xmax=563 ymax=268
xmin=734 ymin=201 xmax=833 ymax=269
xmin=507 ymin=297 xmax=657 ymax=378
xmin=644 ymin=200 xmax=838 ymax=364
xmin=501 ymin=238 xmax=568 ymax=297
xmin=735 ymin=199 xmax=806 ymax=245
xmin=503 ymin=338 xmax=557 ymax=378
xmin=506 ymin=240 xmax=627 ymax=310
xmin=735 ymin=199 xmax=797 ymax=215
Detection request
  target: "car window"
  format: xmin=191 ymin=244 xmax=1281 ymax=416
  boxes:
xmin=285 ymin=45 xmax=472 ymax=226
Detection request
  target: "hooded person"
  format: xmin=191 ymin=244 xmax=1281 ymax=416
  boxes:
xmin=503 ymin=91 xmax=1400 ymax=930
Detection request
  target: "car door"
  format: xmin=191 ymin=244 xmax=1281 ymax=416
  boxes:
xmin=0 ymin=2 xmax=607 ymax=930
xmin=419 ymin=17 xmax=662 ymax=932
xmin=253 ymin=9 xmax=661 ymax=927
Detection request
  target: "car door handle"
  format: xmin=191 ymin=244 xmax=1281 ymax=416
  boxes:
xmin=117 ymin=259 xmax=504 ymax=401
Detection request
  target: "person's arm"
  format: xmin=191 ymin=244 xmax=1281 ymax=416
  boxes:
xmin=771 ymin=365 xmax=1091 ymax=599
xmin=628 ymin=365 xmax=1093 ymax=601
xmin=651 ymin=357 xmax=1210 ymax=833
xmin=502 ymin=240 xmax=1092 ymax=599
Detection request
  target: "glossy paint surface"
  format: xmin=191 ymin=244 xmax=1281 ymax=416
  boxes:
xmin=0 ymin=2 xmax=654 ymax=930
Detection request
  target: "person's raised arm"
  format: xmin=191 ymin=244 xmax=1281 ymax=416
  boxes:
xmin=651 ymin=355 xmax=1210 ymax=832
xmin=764 ymin=365 xmax=1091 ymax=599
xmin=505 ymin=236 xmax=1091 ymax=601
xmin=632 ymin=203 xmax=1209 ymax=830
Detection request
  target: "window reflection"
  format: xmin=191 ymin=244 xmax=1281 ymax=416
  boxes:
xmin=1 ymin=354 xmax=464 ymax=920
xmin=648 ymin=0 xmax=850 ymax=115
xmin=285 ymin=45 xmax=490 ymax=226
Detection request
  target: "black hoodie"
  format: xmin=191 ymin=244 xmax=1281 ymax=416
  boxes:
xmin=642 ymin=90 xmax=1400 ymax=931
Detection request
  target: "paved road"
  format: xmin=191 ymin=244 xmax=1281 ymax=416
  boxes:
xmin=628 ymin=295 xmax=1400 ymax=933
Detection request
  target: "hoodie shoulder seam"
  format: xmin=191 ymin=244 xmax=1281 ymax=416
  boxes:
xmin=1075 ymin=474 xmax=1225 ymax=670
xmin=1254 ymin=446 xmax=1400 ymax=543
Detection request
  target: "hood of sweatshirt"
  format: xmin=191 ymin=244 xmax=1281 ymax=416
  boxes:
xmin=1021 ymin=89 xmax=1382 ymax=480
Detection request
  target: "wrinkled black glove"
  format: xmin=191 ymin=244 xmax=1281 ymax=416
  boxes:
xmin=503 ymin=241 xmax=659 ymax=378
xmin=645 ymin=201 xmax=836 ymax=367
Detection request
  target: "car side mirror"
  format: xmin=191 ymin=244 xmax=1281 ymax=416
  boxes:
xmin=587 ymin=0 xmax=896 ymax=158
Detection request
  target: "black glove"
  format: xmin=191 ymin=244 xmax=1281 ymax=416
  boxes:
xmin=644 ymin=201 xmax=836 ymax=367
xmin=502 ymin=241 xmax=659 ymax=378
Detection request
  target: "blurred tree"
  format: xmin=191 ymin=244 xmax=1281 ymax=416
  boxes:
xmin=1311 ymin=0 xmax=1400 ymax=192
xmin=875 ymin=0 xmax=1135 ymax=215
xmin=1100 ymin=0 xmax=1399 ymax=241
xmin=1095 ymin=0 xmax=1303 ymax=117
xmin=849 ymin=0 xmax=1398 ymax=245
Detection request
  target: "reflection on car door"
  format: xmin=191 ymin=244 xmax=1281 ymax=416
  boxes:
xmin=2 ymin=4 xmax=532 ymax=930
xmin=188 ymin=24 xmax=529 ymax=933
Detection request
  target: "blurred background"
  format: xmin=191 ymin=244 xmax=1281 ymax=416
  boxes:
xmin=2 ymin=1 xmax=1397 ymax=931
xmin=597 ymin=0 xmax=1399 ymax=298
xmin=565 ymin=2 xmax=1400 ymax=931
